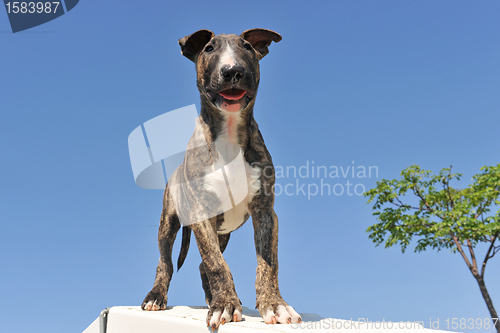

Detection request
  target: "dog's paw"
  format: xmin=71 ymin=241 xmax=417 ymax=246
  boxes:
xmin=141 ymin=289 xmax=167 ymax=311
xmin=257 ymin=300 xmax=301 ymax=324
xmin=206 ymin=295 xmax=243 ymax=331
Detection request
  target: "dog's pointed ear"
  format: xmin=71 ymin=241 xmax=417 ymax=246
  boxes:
xmin=179 ymin=29 xmax=214 ymax=62
xmin=240 ymin=28 xmax=282 ymax=60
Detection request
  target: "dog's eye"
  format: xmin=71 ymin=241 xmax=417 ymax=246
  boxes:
xmin=205 ymin=45 xmax=214 ymax=53
xmin=243 ymin=43 xmax=252 ymax=51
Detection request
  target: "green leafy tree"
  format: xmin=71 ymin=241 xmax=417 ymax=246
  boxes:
xmin=365 ymin=165 xmax=500 ymax=332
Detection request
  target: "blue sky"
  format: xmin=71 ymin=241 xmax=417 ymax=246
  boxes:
xmin=1 ymin=1 xmax=499 ymax=332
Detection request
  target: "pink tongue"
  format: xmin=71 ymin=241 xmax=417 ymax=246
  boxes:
xmin=219 ymin=89 xmax=246 ymax=100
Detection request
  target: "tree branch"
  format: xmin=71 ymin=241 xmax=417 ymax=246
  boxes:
xmin=390 ymin=199 xmax=429 ymax=212
xmin=413 ymin=186 xmax=445 ymax=220
xmin=450 ymin=231 xmax=473 ymax=271
xmin=445 ymin=167 xmax=455 ymax=209
xmin=466 ymin=238 xmax=478 ymax=275
xmin=482 ymin=232 xmax=499 ymax=277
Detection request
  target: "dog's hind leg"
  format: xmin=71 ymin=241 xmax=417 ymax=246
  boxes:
xmin=142 ymin=190 xmax=181 ymax=311
xmin=199 ymin=232 xmax=230 ymax=306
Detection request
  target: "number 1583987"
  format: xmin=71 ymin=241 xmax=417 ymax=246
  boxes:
xmin=5 ymin=2 xmax=61 ymax=14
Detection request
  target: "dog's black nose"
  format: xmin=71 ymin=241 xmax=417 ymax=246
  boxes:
xmin=221 ymin=65 xmax=245 ymax=83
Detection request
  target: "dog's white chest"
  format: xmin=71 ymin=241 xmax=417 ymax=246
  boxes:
xmin=203 ymin=116 xmax=261 ymax=234
xmin=219 ymin=157 xmax=261 ymax=234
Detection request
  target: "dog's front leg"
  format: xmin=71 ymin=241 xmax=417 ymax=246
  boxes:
xmin=191 ymin=220 xmax=242 ymax=330
xmin=250 ymin=206 xmax=302 ymax=325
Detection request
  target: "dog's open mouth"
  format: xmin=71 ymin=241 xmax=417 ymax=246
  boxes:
xmin=219 ymin=89 xmax=246 ymax=100
xmin=212 ymin=89 xmax=252 ymax=113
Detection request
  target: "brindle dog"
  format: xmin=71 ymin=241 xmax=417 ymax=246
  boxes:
xmin=141 ymin=29 xmax=301 ymax=330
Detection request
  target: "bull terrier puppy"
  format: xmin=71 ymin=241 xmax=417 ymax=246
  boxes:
xmin=141 ymin=29 xmax=301 ymax=330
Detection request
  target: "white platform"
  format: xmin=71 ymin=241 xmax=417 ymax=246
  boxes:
xmin=82 ymin=306 xmax=457 ymax=333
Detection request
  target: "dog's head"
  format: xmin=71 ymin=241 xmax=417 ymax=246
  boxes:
xmin=179 ymin=29 xmax=281 ymax=113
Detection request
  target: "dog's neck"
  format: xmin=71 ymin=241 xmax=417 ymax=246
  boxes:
xmin=199 ymin=98 xmax=256 ymax=149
